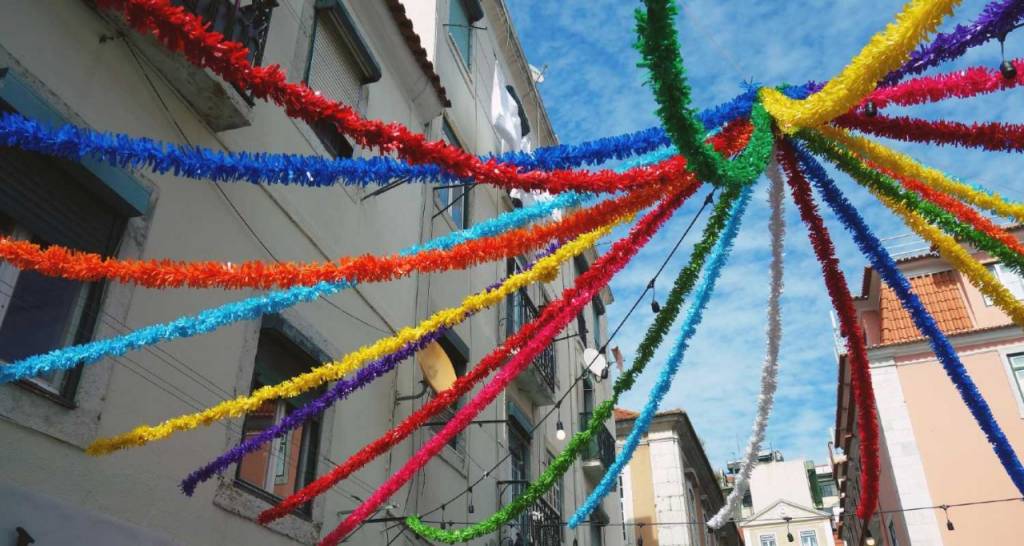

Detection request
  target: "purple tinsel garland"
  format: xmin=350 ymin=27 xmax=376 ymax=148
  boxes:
xmin=180 ymin=245 xmax=560 ymax=496
xmin=881 ymin=0 xmax=1024 ymax=85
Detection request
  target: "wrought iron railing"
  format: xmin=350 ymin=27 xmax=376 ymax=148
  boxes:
xmin=504 ymin=481 xmax=563 ymax=546
xmin=580 ymin=412 xmax=616 ymax=469
xmin=506 ymin=287 xmax=557 ymax=393
xmin=172 ymin=0 xmax=277 ymax=101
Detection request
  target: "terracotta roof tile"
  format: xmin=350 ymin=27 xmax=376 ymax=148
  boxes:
xmin=385 ymin=0 xmax=451 ymax=107
xmin=613 ymin=407 xmax=639 ymax=421
xmin=879 ymin=270 xmax=973 ymax=344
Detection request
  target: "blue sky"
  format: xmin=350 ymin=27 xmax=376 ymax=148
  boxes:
xmin=506 ymin=1 xmax=1024 ymax=469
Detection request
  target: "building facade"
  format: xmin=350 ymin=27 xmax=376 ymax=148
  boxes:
xmin=0 ymin=1 xmax=621 ymax=545
xmin=615 ymin=408 xmax=742 ymax=546
xmin=834 ymin=235 xmax=1024 ymax=546
xmin=740 ymin=458 xmax=836 ymax=546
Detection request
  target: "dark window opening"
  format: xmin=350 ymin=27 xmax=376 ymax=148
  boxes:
xmin=236 ymin=329 xmax=324 ymax=516
xmin=0 ymin=100 xmax=127 ymax=404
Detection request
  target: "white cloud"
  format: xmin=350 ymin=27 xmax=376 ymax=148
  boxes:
xmin=507 ymin=0 xmax=1024 ymax=469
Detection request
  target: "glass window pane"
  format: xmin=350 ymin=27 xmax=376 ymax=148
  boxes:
xmin=800 ymin=530 xmax=819 ymax=546
xmin=448 ymin=0 xmax=472 ymax=65
xmin=0 ymin=263 xmax=88 ymax=393
xmin=236 ymin=332 xmax=323 ymax=506
xmin=760 ymin=535 xmax=777 ymax=546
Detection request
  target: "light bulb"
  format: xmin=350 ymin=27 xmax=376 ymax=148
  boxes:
xmin=556 ymin=420 xmax=566 ymax=441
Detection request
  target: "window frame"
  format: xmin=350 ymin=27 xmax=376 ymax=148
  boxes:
xmin=0 ymin=150 xmax=126 ymax=407
xmin=984 ymin=262 xmax=1024 ymax=306
xmin=888 ymin=518 xmax=900 ymax=546
xmin=302 ymin=1 xmax=382 ymax=158
xmin=447 ymin=0 xmax=482 ymax=69
xmin=234 ymin=328 xmax=326 ymax=517
xmin=799 ymin=529 xmax=819 ymax=546
xmin=1003 ymin=351 xmax=1024 ymax=417
xmin=435 ymin=118 xmax=471 ymax=229
xmin=759 ymin=534 xmax=778 ymax=546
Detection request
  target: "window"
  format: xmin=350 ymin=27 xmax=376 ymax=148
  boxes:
xmin=508 ymin=418 xmax=531 ymax=538
xmin=685 ymin=483 xmax=700 ymax=545
xmin=985 ymin=262 xmax=1024 ymax=305
xmin=1007 ymin=353 xmax=1024 ymax=405
xmin=800 ymin=530 xmax=819 ymax=546
xmin=236 ymin=330 xmax=324 ymax=512
xmin=435 ymin=119 xmax=470 ymax=228
xmin=305 ymin=2 xmax=381 ymax=157
xmin=592 ymin=296 xmax=605 ymax=350
xmin=582 ymin=376 xmax=595 ymax=414
xmin=427 ymin=331 xmax=470 ymax=456
xmin=574 ymin=256 xmax=590 ymax=345
xmin=760 ymin=534 xmax=777 ymax=546
xmin=819 ymin=480 xmax=837 ymax=498
xmin=888 ymin=519 xmax=900 ymax=546
xmin=0 ymin=141 xmax=125 ymax=402
xmin=448 ymin=0 xmax=482 ymax=67
xmin=546 ymin=451 xmax=563 ymax=516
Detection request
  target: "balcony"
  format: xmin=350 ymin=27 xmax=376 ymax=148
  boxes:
xmin=504 ymin=483 xmax=562 ymax=546
xmin=506 ymin=287 xmax=557 ymax=405
xmin=580 ymin=412 xmax=616 ymax=480
xmin=108 ymin=0 xmax=277 ymax=131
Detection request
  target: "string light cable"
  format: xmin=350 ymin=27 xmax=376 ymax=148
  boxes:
xmin=406 ymin=187 xmax=737 ymax=543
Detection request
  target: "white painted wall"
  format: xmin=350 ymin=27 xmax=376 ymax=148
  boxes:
xmin=750 ymin=460 xmax=814 ymax=513
xmin=0 ymin=1 xmax=615 ymax=545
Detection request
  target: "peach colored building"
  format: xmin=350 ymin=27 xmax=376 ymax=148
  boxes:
xmin=833 ymin=240 xmax=1024 ymax=546
xmin=614 ymin=408 xmax=742 ymax=546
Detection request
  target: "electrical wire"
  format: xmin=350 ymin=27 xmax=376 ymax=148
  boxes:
xmin=397 ymin=187 xmax=717 ymax=528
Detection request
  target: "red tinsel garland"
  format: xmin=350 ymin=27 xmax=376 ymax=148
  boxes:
xmin=96 ymin=0 xmax=694 ymax=194
xmin=259 ymin=183 xmax=696 ymax=529
xmin=778 ymin=141 xmax=880 ymax=522
xmin=0 ymin=121 xmax=750 ymax=290
xmin=836 ymin=113 xmax=1024 ymax=153
xmin=320 ymin=183 xmax=690 ymax=546
xmin=865 ymin=58 xmax=1022 ymax=109
xmin=869 ymin=162 xmax=1024 ymax=259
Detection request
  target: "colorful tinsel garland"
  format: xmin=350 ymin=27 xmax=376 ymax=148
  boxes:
xmin=706 ymin=159 xmax=785 ymax=529
xmin=85 ymin=217 xmax=630 ymax=455
xmin=760 ymin=0 xmax=960 ymax=132
xmin=777 ymin=141 xmax=880 ymax=522
xmin=635 ymin=0 xmax=774 ymax=188
xmin=569 ymin=180 xmax=753 ymax=529
xmin=405 ymin=186 xmax=741 ymax=543
xmin=795 ymin=143 xmax=1024 ymax=497
xmin=318 ymin=183 xmax=696 ymax=546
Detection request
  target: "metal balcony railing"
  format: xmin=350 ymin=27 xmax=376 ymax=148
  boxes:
xmin=506 ymin=288 xmax=557 ymax=393
xmin=579 ymin=412 xmax=616 ymax=469
xmin=504 ymin=482 xmax=562 ymax=546
xmin=172 ymin=0 xmax=277 ymax=102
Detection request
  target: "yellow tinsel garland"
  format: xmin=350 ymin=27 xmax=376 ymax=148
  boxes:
xmin=86 ymin=217 xmax=628 ymax=455
xmin=867 ymin=188 xmax=1024 ymax=327
xmin=760 ymin=0 xmax=960 ymax=133
xmin=819 ymin=126 xmax=1024 ymax=223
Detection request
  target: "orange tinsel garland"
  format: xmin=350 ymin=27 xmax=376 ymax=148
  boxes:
xmin=0 ymin=122 xmax=752 ymax=290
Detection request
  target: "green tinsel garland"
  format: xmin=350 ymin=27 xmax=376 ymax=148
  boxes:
xmin=800 ymin=132 xmax=1024 ymax=277
xmin=405 ymin=187 xmax=741 ymax=543
xmin=636 ymin=0 xmax=774 ymax=188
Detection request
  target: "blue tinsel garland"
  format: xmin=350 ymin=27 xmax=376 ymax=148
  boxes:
xmin=0 ymin=85 xmax=815 ymax=188
xmin=795 ymin=141 xmax=1024 ymax=496
xmin=568 ymin=183 xmax=754 ymax=527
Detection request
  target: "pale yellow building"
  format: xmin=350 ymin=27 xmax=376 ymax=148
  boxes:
xmin=614 ymin=408 xmax=741 ymax=546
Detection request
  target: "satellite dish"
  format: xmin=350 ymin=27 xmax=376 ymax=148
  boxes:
xmin=418 ymin=341 xmax=457 ymax=392
xmin=529 ymin=64 xmax=546 ymax=84
xmin=584 ymin=348 xmax=608 ymax=379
